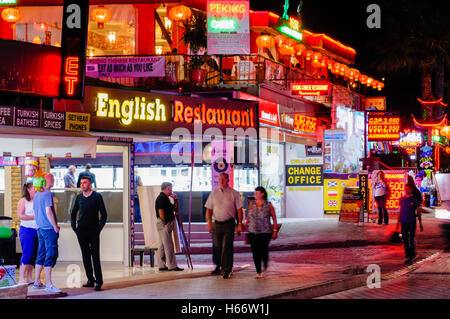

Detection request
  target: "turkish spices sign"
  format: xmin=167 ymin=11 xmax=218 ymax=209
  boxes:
xmin=367 ymin=113 xmax=401 ymax=141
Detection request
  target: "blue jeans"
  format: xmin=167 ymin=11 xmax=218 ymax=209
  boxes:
xmin=401 ymin=222 xmax=416 ymax=259
xmin=375 ymin=196 xmax=389 ymax=224
xmin=36 ymin=228 xmax=59 ymax=267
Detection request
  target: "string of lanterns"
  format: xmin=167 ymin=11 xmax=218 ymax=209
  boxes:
xmin=255 ymin=33 xmax=384 ymax=90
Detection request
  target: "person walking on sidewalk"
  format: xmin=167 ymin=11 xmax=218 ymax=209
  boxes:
xmin=64 ymin=165 xmax=77 ymax=220
xmin=396 ymin=184 xmax=424 ymax=264
xmin=245 ymin=186 xmax=279 ymax=279
xmin=17 ymin=182 xmax=38 ymax=284
xmin=373 ymin=171 xmax=389 ymax=224
xmin=155 ymin=182 xmax=183 ymax=272
xmin=205 ymin=173 xmax=244 ymax=279
xmin=71 ymin=176 xmax=108 ymax=291
xmin=33 ymin=173 xmax=62 ymax=293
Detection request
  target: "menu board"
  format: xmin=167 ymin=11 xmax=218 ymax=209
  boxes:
xmin=339 ymin=187 xmax=363 ymax=223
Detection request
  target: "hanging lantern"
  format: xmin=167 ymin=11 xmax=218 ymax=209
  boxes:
xmin=256 ymin=35 xmax=275 ymax=49
xmin=339 ymin=64 xmax=348 ymax=76
xmin=441 ymin=126 xmax=450 ymax=138
xmin=319 ymin=56 xmax=328 ymax=68
xmin=371 ymin=80 xmax=378 ymax=89
xmin=168 ymin=5 xmax=192 ymax=22
xmin=294 ymin=43 xmax=305 ymax=56
xmin=274 ymin=35 xmax=287 ymax=46
xmin=327 ymin=58 xmax=334 ymax=70
xmin=284 ymin=38 xmax=296 ymax=48
xmin=91 ymin=6 xmax=112 ymax=29
xmin=344 ymin=67 xmax=350 ymax=78
xmin=278 ymin=44 xmax=291 ymax=56
xmin=353 ymin=69 xmax=360 ymax=82
xmin=377 ymin=82 xmax=384 ymax=91
xmin=331 ymin=62 xmax=340 ymax=74
xmin=367 ymin=77 xmax=374 ymax=86
xmin=348 ymin=68 xmax=356 ymax=80
xmin=360 ymin=74 xmax=368 ymax=84
xmin=1 ymin=7 xmax=23 ymax=24
xmin=304 ymin=49 xmax=313 ymax=60
xmin=311 ymin=52 xmax=322 ymax=67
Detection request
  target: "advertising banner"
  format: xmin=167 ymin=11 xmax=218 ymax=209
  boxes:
xmin=211 ymin=140 xmax=234 ymax=191
xmin=369 ymin=170 xmax=407 ymax=217
xmin=323 ymin=179 xmax=345 ymax=212
xmin=207 ymin=0 xmax=250 ymax=55
xmin=339 ymin=187 xmax=363 ymax=223
xmin=86 ymin=56 xmax=166 ymax=78
xmin=367 ymin=113 xmax=401 ymax=141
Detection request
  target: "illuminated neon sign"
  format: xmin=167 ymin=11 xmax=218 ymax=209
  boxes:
xmin=173 ymin=100 xmax=254 ymax=127
xmin=368 ymin=114 xmax=401 ymax=141
xmin=209 ymin=18 xmax=237 ymax=32
xmin=289 ymin=17 xmax=300 ymax=31
xmin=294 ymin=114 xmax=316 ymax=134
xmin=63 ymin=57 xmax=79 ymax=96
xmin=371 ymin=171 xmax=407 ymax=211
xmin=291 ymin=82 xmax=330 ymax=96
xmin=95 ymin=92 xmax=167 ymax=126
xmin=208 ymin=3 xmax=247 ymax=14
xmin=279 ymin=26 xmax=302 ymax=41
xmin=0 ymin=0 xmax=17 ymax=5
xmin=395 ymin=129 xmax=423 ymax=147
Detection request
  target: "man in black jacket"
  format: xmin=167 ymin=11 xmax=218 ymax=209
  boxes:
xmin=71 ymin=176 xmax=107 ymax=291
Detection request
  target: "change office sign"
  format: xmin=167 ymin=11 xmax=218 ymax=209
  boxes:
xmin=286 ymin=165 xmax=324 ymax=186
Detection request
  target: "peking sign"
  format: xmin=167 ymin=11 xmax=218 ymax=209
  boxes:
xmin=207 ymin=0 xmax=250 ymax=55
xmin=59 ymin=0 xmax=89 ymax=100
xmin=291 ymin=81 xmax=330 ymax=97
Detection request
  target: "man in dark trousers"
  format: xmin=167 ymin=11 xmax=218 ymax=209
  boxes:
xmin=76 ymin=164 xmax=97 ymax=188
xmin=71 ymin=176 xmax=107 ymax=291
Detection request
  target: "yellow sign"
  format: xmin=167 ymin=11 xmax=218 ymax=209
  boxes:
xmin=66 ymin=112 xmax=90 ymax=131
xmin=324 ymin=179 xmax=345 ymax=212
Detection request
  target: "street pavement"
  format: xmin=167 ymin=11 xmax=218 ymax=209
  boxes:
xmin=20 ymin=211 xmax=449 ymax=299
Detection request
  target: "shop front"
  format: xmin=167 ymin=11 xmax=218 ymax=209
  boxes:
xmin=55 ymin=84 xmax=259 ymax=263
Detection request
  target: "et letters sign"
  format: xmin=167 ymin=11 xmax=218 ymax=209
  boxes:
xmin=59 ymin=0 xmax=89 ymax=100
xmin=286 ymin=165 xmax=323 ymax=186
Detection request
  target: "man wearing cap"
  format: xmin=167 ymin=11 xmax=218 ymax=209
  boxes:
xmin=155 ymin=182 xmax=183 ymax=271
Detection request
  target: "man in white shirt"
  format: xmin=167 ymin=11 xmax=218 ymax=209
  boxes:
xmin=205 ymin=173 xmax=244 ymax=279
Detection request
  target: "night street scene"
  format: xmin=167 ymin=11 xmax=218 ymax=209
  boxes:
xmin=0 ymin=0 xmax=448 ymax=313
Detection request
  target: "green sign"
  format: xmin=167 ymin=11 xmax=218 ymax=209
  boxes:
xmin=279 ymin=26 xmax=302 ymax=41
xmin=0 ymin=0 xmax=17 ymax=5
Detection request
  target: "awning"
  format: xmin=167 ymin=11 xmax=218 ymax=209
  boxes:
xmin=0 ymin=127 xmax=98 ymax=158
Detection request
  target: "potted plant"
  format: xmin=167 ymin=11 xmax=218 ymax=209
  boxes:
xmin=180 ymin=10 xmax=207 ymax=83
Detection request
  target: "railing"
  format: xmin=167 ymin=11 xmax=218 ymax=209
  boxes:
xmin=88 ymin=53 xmax=366 ymax=98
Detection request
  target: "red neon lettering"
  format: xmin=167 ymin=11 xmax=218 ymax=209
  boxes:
xmin=64 ymin=57 xmax=79 ymax=96
xmin=173 ymin=100 xmax=184 ymax=123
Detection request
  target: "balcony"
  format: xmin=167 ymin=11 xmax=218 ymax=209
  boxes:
xmin=86 ymin=53 xmax=371 ymax=103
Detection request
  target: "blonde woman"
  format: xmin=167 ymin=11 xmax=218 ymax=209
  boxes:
xmin=17 ymin=182 xmax=38 ymax=284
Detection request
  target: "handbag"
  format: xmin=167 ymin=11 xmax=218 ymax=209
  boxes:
xmin=390 ymin=231 xmax=402 ymax=243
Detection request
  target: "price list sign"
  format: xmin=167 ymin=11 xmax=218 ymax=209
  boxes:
xmin=368 ymin=113 xmax=401 ymax=141
xmin=370 ymin=170 xmax=407 ymax=214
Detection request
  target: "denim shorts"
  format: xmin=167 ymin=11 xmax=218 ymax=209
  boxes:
xmin=36 ymin=228 xmax=59 ymax=267
xmin=19 ymin=226 xmax=38 ymax=265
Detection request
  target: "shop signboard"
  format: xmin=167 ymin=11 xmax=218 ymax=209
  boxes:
xmin=65 ymin=112 xmax=90 ymax=131
xmin=323 ymin=179 xmax=345 ymax=212
xmin=291 ymin=81 xmax=330 ymax=97
xmin=367 ymin=112 xmax=401 ymax=141
xmin=359 ymin=172 xmax=369 ymax=211
xmin=86 ymin=86 xmax=257 ymax=135
xmin=286 ymin=165 xmax=323 ymax=186
xmin=306 ymin=144 xmax=322 ymax=157
xmin=0 ymin=106 xmax=13 ymax=126
xmin=42 ymin=111 xmax=66 ymax=130
xmin=59 ymin=0 xmax=90 ymax=100
xmin=14 ymin=108 xmax=40 ymax=128
xmin=207 ymin=0 xmax=250 ymax=55
xmin=369 ymin=170 xmax=407 ymax=216
xmin=339 ymin=187 xmax=363 ymax=223
xmin=86 ymin=56 xmax=166 ymax=78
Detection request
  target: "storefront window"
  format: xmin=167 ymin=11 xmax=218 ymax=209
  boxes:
xmin=14 ymin=5 xmax=136 ymax=55
xmin=155 ymin=5 xmax=172 ymax=54
xmin=260 ymin=140 xmax=284 ymax=217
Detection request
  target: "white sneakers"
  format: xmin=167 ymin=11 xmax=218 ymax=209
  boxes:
xmin=45 ymin=285 xmax=62 ymax=293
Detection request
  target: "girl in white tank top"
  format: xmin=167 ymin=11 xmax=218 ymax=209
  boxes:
xmin=20 ymin=199 xmax=38 ymax=229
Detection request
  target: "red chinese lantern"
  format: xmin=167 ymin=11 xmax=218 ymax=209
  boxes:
xmin=278 ymin=44 xmax=294 ymax=56
xmin=256 ymin=35 xmax=275 ymax=49
xmin=339 ymin=64 xmax=348 ymax=76
xmin=360 ymin=74 xmax=368 ymax=84
xmin=331 ymin=62 xmax=340 ymax=74
xmin=348 ymin=68 xmax=356 ymax=80
xmin=304 ymin=49 xmax=313 ymax=60
xmin=294 ymin=43 xmax=306 ymax=56
xmin=1 ymin=7 xmax=23 ymax=24
xmin=274 ymin=35 xmax=287 ymax=46
xmin=169 ymin=5 xmax=192 ymax=22
xmin=319 ymin=56 xmax=328 ymax=67
xmin=371 ymin=80 xmax=378 ymax=89
xmin=311 ymin=52 xmax=322 ymax=67
xmin=377 ymin=82 xmax=384 ymax=91
xmin=327 ymin=58 xmax=334 ymax=70
xmin=441 ymin=126 xmax=450 ymax=138
xmin=353 ymin=69 xmax=360 ymax=82
xmin=91 ymin=6 xmax=112 ymax=29
xmin=367 ymin=77 xmax=374 ymax=86
xmin=284 ymin=38 xmax=296 ymax=48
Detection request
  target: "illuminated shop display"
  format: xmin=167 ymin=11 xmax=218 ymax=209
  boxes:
xmin=367 ymin=113 xmax=401 ymax=141
xmin=207 ymin=0 xmax=250 ymax=54
xmin=293 ymin=114 xmax=316 ymax=134
xmin=291 ymin=81 xmax=330 ymax=96
xmin=394 ymin=129 xmax=423 ymax=147
xmin=370 ymin=170 xmax=407 ymax=212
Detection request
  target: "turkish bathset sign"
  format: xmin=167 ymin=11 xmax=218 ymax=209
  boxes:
xmin=207 ymin=0 xmax=250 ymax=54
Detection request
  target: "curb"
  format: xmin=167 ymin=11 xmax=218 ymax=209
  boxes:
xmin=259 ymin=251 xmax=443 ymax=299
xmin=188 ymin=240 xmax=387 ymax=254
